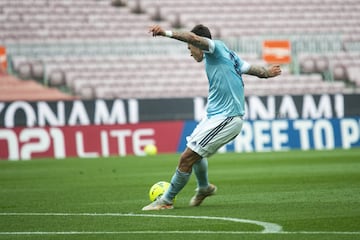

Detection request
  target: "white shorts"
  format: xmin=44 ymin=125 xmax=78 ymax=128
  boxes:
xmin=186 ymin=115 xmax=244 ymax=158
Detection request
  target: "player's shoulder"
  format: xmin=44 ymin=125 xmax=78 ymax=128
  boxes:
xmin=204 ymin=39 xmax=230 ymax=56
xmin=207 ymin=39 xmax=225 ymax=52
xmin=212 ymin=39 xmax=225 ymax=46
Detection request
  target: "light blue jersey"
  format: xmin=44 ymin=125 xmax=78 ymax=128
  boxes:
xmin=204 ymin=39 xmax=250 ymax=118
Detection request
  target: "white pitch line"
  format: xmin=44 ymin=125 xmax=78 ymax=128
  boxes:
xmin=1 ymin=212 xmax=359 ymax=235
xmin=0 ymin=212 xmax=282 ymax=233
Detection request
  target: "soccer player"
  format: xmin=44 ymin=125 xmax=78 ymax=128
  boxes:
xmin=142 ymin=24 xmax=282 ymax=210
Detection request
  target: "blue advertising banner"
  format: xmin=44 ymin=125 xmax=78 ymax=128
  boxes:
xmin=177 ymin=118 xmax=360 ymax=153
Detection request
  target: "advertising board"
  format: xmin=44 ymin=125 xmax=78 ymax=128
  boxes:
xmin=1 ymin=118 xmax=359 ymax=160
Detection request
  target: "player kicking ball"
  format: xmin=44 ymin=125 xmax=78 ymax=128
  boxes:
xmin=142 ymin=24 xmax=281 ymax=211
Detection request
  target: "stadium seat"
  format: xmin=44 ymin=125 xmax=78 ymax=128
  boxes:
xmin=0 ymin=0 xmax=359 ymax=99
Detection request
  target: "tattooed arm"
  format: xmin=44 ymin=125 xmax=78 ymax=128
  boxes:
xmin=246 ymin=65 xmax=282 ymax=78
xmin=149 ymin=25 xmax=282 ymax=78
xmin=149 ymin=25 xmax=210 ymax=51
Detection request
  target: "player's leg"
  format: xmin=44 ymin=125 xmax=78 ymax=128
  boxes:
xmin=189 ymin=116 xmax=244 ymax=206
xmin=193 ymin=158 xmax=209 ymax=188
xmin=142 ymin=148 xmax=201 ymax=211
xmin=193 ymin=158 xmax=209 ymax=189
xmin=162 ymin=148 xmax=202 ymax=201
xmin=142 ymin=116 xmax=244 ymax=210
xmin=190 ymin=157 xmax=218 ymax=206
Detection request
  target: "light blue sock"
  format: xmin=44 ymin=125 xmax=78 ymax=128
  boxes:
xmin=163 ymin=168 xmax=191 ymax=202
xmin=193 ymin=158 xmax=209 ymax=189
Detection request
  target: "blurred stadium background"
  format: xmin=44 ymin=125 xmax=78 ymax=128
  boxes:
xmin=0 ymin=0 xmax=360 ymax=160
xmin=1 ymin=0 xmax=360 ymax=100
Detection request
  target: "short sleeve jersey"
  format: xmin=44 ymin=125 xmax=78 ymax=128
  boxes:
xmin=204 ymin=39 xmax=250 ymax=118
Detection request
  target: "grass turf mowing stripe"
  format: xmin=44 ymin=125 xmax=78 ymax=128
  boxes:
xmin=1 ymin=231 xmax=360 ymax=235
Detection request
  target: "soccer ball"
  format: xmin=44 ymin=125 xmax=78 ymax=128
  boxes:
xmin=148 ymin=181 xmax=170 ymax=202
xmin=144 ymin=144 xmax=158 ymax=156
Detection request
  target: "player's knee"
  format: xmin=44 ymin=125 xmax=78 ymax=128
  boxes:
xmin=178 ymin=150 xmax=201 ymax=172
xmin=178 ymin=155 xmax=191 ymax=172
xmin=178 ymin=161 xmax=192 ymax=173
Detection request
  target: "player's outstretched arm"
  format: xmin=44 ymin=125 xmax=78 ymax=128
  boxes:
xmin=148 ymin=25 xmax=210 ymax=51
xmin=246 ymin=65 xmax=282 ymax=78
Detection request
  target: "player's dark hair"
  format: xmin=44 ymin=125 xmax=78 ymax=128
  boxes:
xmin=191 ymin=24 xmax=212 ymax=39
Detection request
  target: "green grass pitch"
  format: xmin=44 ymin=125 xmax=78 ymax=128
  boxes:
xmin=0 ymin=149 xmax=359 ymax=240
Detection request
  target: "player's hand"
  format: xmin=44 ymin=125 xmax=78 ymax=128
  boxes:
xmin=268 ymin=65 xmax=282 ymax=77
xmin=149 ymin=25 xmax=165 ymax=37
